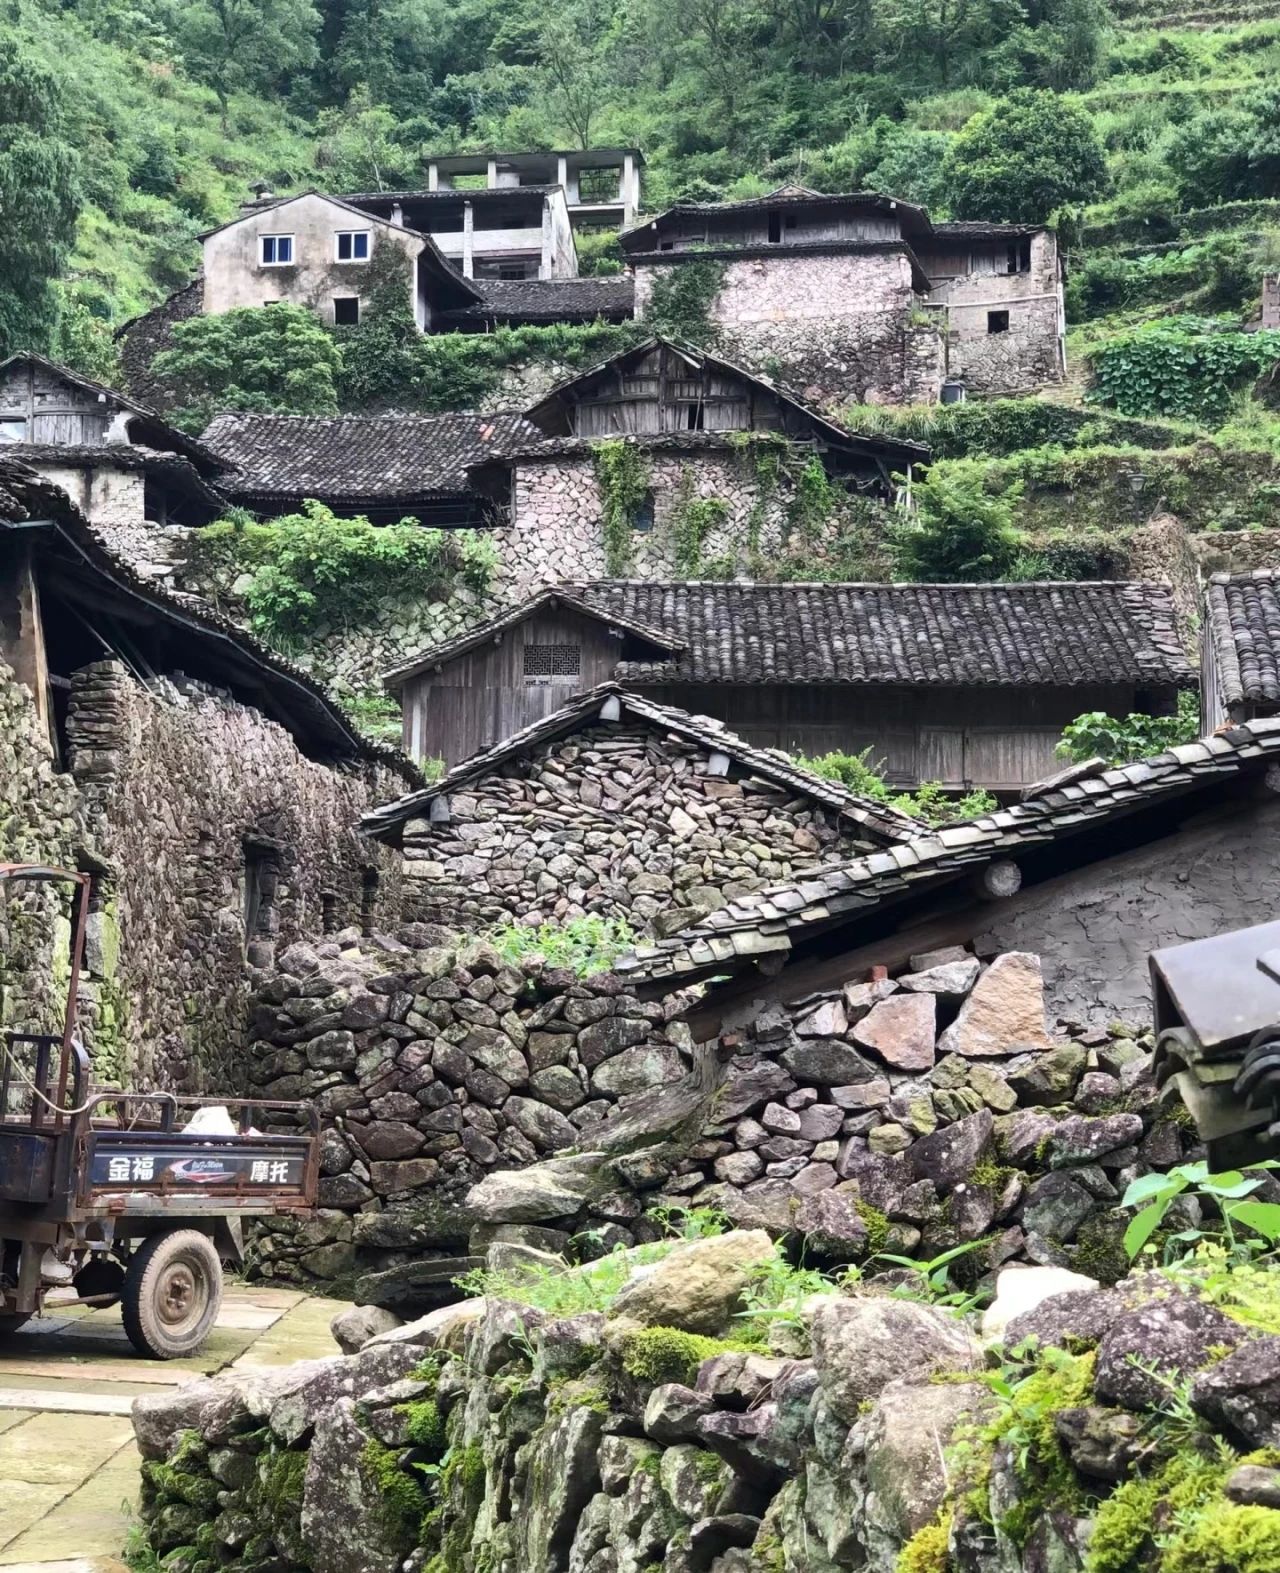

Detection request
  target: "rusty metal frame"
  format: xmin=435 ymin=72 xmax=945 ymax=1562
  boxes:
xmin=0 ymin=864 xmax=91 ymax=1126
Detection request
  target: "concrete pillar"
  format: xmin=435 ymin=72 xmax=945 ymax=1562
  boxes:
xmin=557 ymin=155 xmax=568 ymax=197
xmin=427 ymin=163 xmax=439 ymax=192
xmin=623 ymin=153 xmax=638 ymax=221
xmin=462 ymin=202 xmax=474 ymax=279
xmin=390 ymin=201 xmax=403 ymax=227
xmin=541 ymin=204 xmax=553 ymax=280
xmin=486 ymin=158 xmax=497 ymax=189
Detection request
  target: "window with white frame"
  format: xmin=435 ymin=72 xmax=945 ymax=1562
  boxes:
xmin=261 ymin=234 xmax=294 ymax=266
xmin=335 ymin=230 xmax=371 ymax=262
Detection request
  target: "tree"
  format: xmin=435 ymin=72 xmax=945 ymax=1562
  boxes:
xmin=173 ymin=0 xmax=320 ymax=121
xmin=315 ymin=87 xmax=422 ymax=190
xmin=941 ymin=88 xmax=1108 ymax=222
xmin=0 ymin=45 xmax=81 ymax=359
xmin=890 ymin=464 xmax=1026 ymax=582
xmin=151 ymin=305 xmax=343 ymax=430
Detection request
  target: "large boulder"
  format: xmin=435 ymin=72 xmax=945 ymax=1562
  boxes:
xmin=466 ymin=1153 xmax=607 ymax=1222
xmin=809 ymin=1296 xmax=983 ymax=1423
xmin=853 ymin=1378 xmax=992 ymax=1555
xmin=850 ymin=994 xmax=937 ymax=1072
xmin=1095 ymin=1290 xmax=1253 ymax=1411
xmin=301 ymin=1397 xmax=407 ymax=1573
xmin=610 ymin=1230 xmax=777 ymax=1334
xmin=1191 ymin=1336 xmax=1280 ymax=1447
xmin=981 ymin=1266 xmax=1101 ymax=1343
xmin=330 ymin=1304 xmax=402 ymax=1355
xmin=937 ymin=953 xmax=1051 ymax=1058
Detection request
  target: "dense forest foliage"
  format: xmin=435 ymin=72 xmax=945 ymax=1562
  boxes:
xmin=4 ymin=0 xmax=1280 ymax=363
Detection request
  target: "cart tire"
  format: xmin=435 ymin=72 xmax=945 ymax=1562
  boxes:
xmin=0 ymin=1313 xmax=30 ymax=1336
xmin=122 ymin=1230 xmax=222 ymax=1359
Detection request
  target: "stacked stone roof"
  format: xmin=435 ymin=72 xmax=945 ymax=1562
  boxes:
xmin=360 ymin=682 xmax=923 ymax=846
xmin=1205 ymin=570 xmax=1280 ymax=708
xmin=616 ymin=717 xmax=1280 ymax=983
xmin=202 ymin=411 xmax=539 ymax=502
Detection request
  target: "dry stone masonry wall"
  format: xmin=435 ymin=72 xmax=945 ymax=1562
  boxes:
xmin=400 ymin=723 xmax=879 ymax=933
xmin=130 ymin=1238 xmax=1280 ymax=1573
xmin=245 ymin=935 xmax=697 ymax=1303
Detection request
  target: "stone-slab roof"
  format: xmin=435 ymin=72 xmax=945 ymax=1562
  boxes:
xmin=616 ymin=718 xmax=1280 ymax=984
xmin=442 ymin=277 xmax=635 ymax=323
xmin=202 ymin=411 xmax=540 ymax=502
xmin=360 ymin=682 xmax=923 ymax=846
xmin=563 ymin=580 xmax=1193 ymax=688
xmin=929 ymin=221 xmax=1043 ymax=239
xmin=1206 ymin=571 xmax=1280 ymax=708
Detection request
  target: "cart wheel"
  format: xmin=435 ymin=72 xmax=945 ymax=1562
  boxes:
xmin=0 ymin=1313 xmax=30 ymax=1336
xmin=121 ymin=1230 xmax=222 ymax=1359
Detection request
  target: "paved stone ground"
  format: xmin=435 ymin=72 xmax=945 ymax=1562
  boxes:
xmin=0 ymin=1284 xmax=344 ymax=1573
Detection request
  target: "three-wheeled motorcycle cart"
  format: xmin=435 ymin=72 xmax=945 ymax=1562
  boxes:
xmin=0 ymin=864 xmax=318 ymax=1357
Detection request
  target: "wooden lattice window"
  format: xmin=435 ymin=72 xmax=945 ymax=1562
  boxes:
xmin=523 ymin=644 xmax=581 ymax=678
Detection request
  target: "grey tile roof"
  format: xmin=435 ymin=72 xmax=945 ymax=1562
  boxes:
xmin=1206 ymin=571 xmax=1280 ymax=707
xmin=202 ymin=411 xmax=540 ymax=501
xmin=14 ymin=444 xmax=227 ymax=511
xmin=442 ymin=277 xmax=635 ymax=323
xmin=562 ymin=580 xmax=1193 ymax=688
xmin=360 ymin=682 xmax=923 ymax=846
xmin=0 ymin=456 xmax=420 ymax=778
xmin=620 ymin=190 xmax=932 ymax=245
xmin=617 ymin=716 xmax=1280 ymax=983
xmin=928 ymin=221 xmax=1043 ymax=238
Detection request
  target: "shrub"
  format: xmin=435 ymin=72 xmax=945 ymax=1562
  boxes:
xmin=1056 ymin=689 xmax=1199 ymax=766
xmin=485 ymin=915 xmax=635 ymax=976
xmin=793 ymin=747 xmax=997 ymax=824
xmin=1089 ymin=318 xmax=1280 ymax=424
xmin=154 ymin=305 xmax=342 ymax=431
xmin=194 ymin=502 xmax=498 ymax=648
xmin=890 ymin=465 xmax=1026 ymax=582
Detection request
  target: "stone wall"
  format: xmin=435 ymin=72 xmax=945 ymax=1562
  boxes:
xmin=30 ymin=461 xmax=147 ymax=536
xmin=244 ymin=935 xmax=696 ymax=1301
xmin=471 ymin=941 xmax=1193 ymax=1288
xmin=0 ymin=660 xmax=81 ymax=1040
xmin=399 ymin=721 xmax=879 ymax=932
xmin=634 ymin=252 xmax=946 ymax=407
xmin=130 ymin=1229 xmax=1280 ymax=1573
xmin=249 ymin=927 xmax=1196 ymax=1305
xmin=64 ymin=660 xmax=405 ymax=1092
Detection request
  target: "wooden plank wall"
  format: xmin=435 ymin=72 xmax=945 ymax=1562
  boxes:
xmin=0 ymin=364 xmax=115 ymax=447
xmin=403 ymin=651 xmax=1153 ymax=786
xmin=570 ymin=346 xmax=759 ymax=438
xmin=402 ymin=611 xmax=626 ymax=764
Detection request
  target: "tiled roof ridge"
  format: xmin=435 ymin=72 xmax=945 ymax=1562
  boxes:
xmin=617 ymin=716 xmax=1280 ymax=982
xmin=360 ymin=681 xmax=923 ymax=844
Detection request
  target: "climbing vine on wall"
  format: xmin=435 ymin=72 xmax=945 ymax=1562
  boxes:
xmin=593 ymin=440 xmax=651 ymax=576
xmin=643 ymin=260 xmax=726 ymax=346
xmin=669 ymin=472 xmax=729 ymax=577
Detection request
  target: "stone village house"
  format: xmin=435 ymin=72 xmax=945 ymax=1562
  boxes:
xmin=358 ymin=681 xmax=922 ymax=932
xmin=622 ymin=187 xmax=1066 ymax=405
xmin=0 ymin=456 xmax=417 ymax=1095
xmin=383 ymin=579 xmax=1194 ymax=788
xmin=118 ymin=177 xmax=1063 ymax=409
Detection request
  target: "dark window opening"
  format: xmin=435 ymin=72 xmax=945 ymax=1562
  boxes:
xmin=1005 ymin=237 xmax=1032 ymax=274
xmin=785 ymin=214 xmax=798 ymax=230
xmin=321 ymin=891 xmax=339 ymax=934
xmin=523 ymin=643 xmax=581 ymax=678
xmin=578 ymin=166 xmax=620 ymax=203
xmin=360 ymin=869 xmax=379 ymax=936
xmin=767 ymin=211 xmax=782 ymax=244
xmin=682 ymin=401 xmax=705 ymax=430
xmin=987 ymin=310 xmax=1010 ymax=335
xmin=659 ymin=239 xmax=674 ymax=251
xmin=633 ymin=490 xmax=655 ymax=532
xmin=243 ymin=841 xmax=281 ymax=952
xmin=333 ymin=296 xmax=360 ymax=326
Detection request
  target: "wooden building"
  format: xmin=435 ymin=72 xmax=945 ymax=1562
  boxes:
xmin=0 ymin=353 xmax=228 ymax=532
xmin=384 ymin=580 xmax=1195 ymax=786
